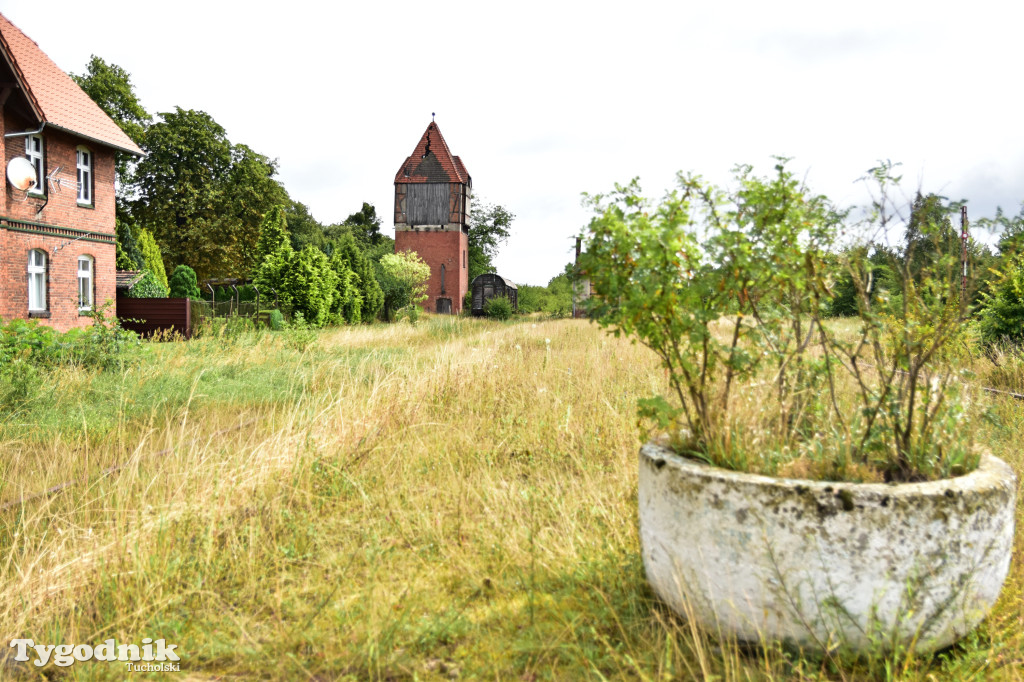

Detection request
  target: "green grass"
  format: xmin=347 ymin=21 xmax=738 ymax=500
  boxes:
xmin=0 ymin=316 xmax=1021 ymax=680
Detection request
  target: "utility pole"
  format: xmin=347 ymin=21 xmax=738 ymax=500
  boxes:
xmin=572 ymin=237 xmax=581 ymax=318
xmin=960 ymin=205 xmax=969 ymax=315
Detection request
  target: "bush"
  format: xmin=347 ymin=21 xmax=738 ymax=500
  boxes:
xmin=328 ymin=251 xmax=362 ymax=324
xmin=285 ymin=246 xmax=338 ymax=326
xmin=581 ymin=159 xmax=973 ymax=482
xmin=267 ymin=309 xmax=285 ymax=331
xmin=0 ymin=355 xmax=40 ymax=409
xmin=978 ymin=254 xmax=1024 ymax=344
xmin=378 ymin=251 xmax=430 ymax=321
xmin=484 ymin=295 xmax=513 ymax=320
xmin=330 ymin=233 xmax=383 ymax=322
xmin=395 ymin=305 xmax=420 ymax=325
xmin=0 ymin=312 xmax=140 ymax=376
xmin=254 ymin=243 xmax=294 ymax=310
xmin=124 ymin=269 xmax=168 ymax=298
xmin=168 ymin=265 xmax=203 ymax=300
xmin=286 ymin=311 xmax=318 ymax=350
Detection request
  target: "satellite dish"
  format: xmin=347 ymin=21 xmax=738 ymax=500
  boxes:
xmin=7 ymin=156 xmax=36 ymax=191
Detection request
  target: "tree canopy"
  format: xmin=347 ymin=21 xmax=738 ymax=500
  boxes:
xmin=344 ymin=202 xmax=384 ymax=246
xmin=70 ymin=56 xmax=151 ymax=219
xmin=70 ymin=56 xmax=150 ymax=145
xmin=128 ymin=107 xmax=285 ymax=280
xmin=467 ymin=200 xmax=515 ymax=281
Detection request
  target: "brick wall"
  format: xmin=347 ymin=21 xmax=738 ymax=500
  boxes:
xmin=0 ymin=112 xmax=118 ymax=331
xmin=394 ymin=229 xmax=469 ymax=314
xmin=3 ymin=124 xmax=116 ymax=232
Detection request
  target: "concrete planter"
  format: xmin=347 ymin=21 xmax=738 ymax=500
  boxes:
xmin=639 ymin=440 xmax=1017 ymax=654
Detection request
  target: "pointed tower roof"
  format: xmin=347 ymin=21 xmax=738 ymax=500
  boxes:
xmin=394 ymin=121 xmax=470 ymax=185
xmin=0 ymin=12 xmax=143 ymax=156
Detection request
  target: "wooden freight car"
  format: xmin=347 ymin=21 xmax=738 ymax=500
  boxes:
xmin=471 ymin=273 xmax=518 ymax=316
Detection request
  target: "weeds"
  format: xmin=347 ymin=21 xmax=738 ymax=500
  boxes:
xmin=0 ymin=318 xmax=1019 ymax=680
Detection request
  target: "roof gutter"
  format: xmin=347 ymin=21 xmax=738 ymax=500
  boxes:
xmin=4 ymin=122 xmax=44 ymax=139
xmin=44 ymin=122 xmax=144 ymax=157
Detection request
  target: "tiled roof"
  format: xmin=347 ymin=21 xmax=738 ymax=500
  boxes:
xmin=394 ymin=121 xmax=470 ymax=185
xmin=0 ymin=13 xmax=143 ymax=156
xmin=115 ymin=270 xmax=144 ymax=290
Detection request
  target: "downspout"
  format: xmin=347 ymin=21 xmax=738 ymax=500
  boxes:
xmin=3 ymin=122 xmax=45 ymax=139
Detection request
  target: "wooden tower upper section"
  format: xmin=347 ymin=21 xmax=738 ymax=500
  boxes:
xmin=394 ymin=121 xmax=471 ymax=232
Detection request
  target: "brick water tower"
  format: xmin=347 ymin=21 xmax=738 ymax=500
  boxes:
xmin=393 ymin=120 xmax=471 ymax=314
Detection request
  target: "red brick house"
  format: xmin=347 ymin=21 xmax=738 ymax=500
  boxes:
xmin=393 ymin=121 xmax=470 ymax=314
xmin=0 ymin=13 xmax=143 ymax=331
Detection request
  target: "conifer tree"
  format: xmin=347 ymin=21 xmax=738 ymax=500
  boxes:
xmin=256 ymin=205 xmax=290 ymax=265
xmin=136 ymin=228 xmax=168 ymax=290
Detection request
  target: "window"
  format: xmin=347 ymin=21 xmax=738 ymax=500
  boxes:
xmin=76 ymin=147 xmax=92 ymax=205
xmin=78 ymin=255 xmax=94 ymax=310
xmin=25 ymin=134 xmax=44 ymax=195
xmin=28 ymin=249 xmax=47 ymax=311
xmin=463 ymin=250 xmax=466 ymax=269
xmin=440 ymin=264 xmax=446 ymax=294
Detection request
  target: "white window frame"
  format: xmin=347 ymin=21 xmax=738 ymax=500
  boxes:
xmin=28 ymin=249 xmax=47 ymax=312
xmin=25 ymin=134 xmax=44 ymax=196
xmin=78 ymin=255 xmax=94 ymax=311
xmin=76 ymin=147 xmax=92 ymax=205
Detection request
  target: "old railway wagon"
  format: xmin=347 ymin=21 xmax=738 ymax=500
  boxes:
xmin=471 ymin=273 xmax=518 ymax=316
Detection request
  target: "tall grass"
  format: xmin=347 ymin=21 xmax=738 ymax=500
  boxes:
xmin=0 ymin=316 xmax=1020 ymax=680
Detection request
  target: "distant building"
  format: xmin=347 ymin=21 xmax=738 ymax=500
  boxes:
xmin=470 ymin=273 xmax=518 ymax=316
xmin=0 ymin=13 xmax=143 ymax=331
xmin=573 ymin=237 xmax=592 ymax=318
xmin=393 ymin=121 xmax=470 ymax=314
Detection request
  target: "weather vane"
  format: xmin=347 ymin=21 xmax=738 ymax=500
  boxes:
xmin=432 ymin=112 xmax=435 ymax=122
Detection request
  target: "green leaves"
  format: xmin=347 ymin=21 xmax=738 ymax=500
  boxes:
xmin=468 ymin=201 xmax=515 ymax=281
xmin=378 ymin=251 xmax=431 ymax=321
xmin=168 ymin=265 xmax=203 ymax=301
xmin=581 ymin=160 xmax=839 ymax=466
xmin=129 ymin=108 xmax=286 ymax=280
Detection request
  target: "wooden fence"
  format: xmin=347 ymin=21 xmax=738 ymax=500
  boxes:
xmin=116 ymin=297 xmax=193 ymax=339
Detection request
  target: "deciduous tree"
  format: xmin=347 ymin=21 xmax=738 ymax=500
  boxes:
xmin=130 ymin=108 xmax=285 ymax=280
xmin=468 ymin=200 xmax=514 ymax=281
xmin=71 ymin=55 xmax=150 ymax=227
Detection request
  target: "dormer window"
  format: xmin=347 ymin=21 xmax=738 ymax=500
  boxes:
xmin=25 ymin=134 xmax=44 ymax=196
xmin=76 ymin=147 xmax=92 ymax=205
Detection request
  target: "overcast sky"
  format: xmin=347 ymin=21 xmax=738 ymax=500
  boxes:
xmin=6 ymin=1 xmax=1022 ymax=285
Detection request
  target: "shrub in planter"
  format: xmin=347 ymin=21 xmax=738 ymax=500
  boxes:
xmin=581 ymin=160 xmax=1016 ymax=655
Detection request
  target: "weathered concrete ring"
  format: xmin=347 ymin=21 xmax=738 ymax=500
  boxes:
xmin=638 ymin=441 xmax=1017 ymax=654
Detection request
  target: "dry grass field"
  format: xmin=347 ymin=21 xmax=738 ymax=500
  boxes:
xmin=0 ymin=316 xmax=1021 ymax=680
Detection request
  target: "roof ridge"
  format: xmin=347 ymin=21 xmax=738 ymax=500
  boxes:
xmin=394 ymin=121 xmax=469 ymax=185
xmin=0 ymin=12 xmax=143 ymax=156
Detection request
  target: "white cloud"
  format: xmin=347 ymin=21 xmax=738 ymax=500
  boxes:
xmin=6 ymin=0 xmax=1023 ymax=284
